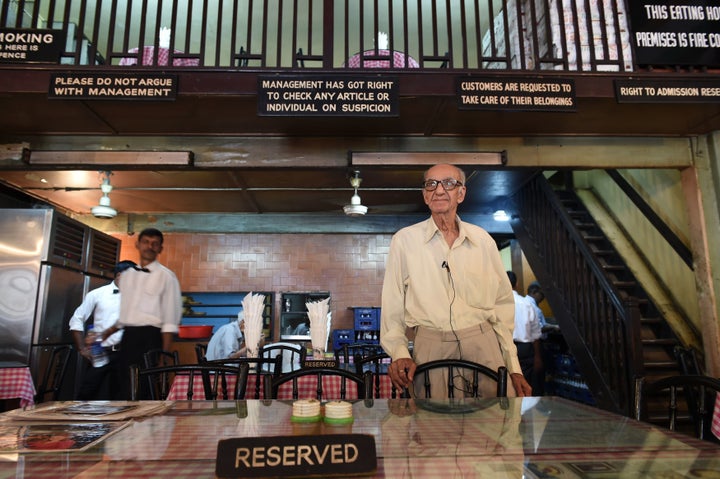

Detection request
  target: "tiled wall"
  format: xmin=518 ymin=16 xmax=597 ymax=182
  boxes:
xmin=114 ymin=232 xmax=391 ymax=338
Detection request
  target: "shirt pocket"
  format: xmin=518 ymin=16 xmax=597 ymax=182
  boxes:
xmin=462 ymin=270 xmax=499 ymax=310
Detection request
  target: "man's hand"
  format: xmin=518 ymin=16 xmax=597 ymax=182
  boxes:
xmin=510 ymin=373 xmax=532 ymax=397
xmin=388 ymin=358 xmax=416 ymax=391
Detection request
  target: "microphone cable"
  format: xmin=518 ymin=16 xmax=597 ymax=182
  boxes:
xmin=442 ymin=261 xmax=463 ymax=359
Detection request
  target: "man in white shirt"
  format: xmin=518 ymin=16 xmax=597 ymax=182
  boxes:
xmin=507 ymin=271 xmax=542 ymax=394
xmin=381 ymin=163 xmax=530 ymax=398
xmin=69 ymin=260 xmax=135 ymax=400
xmin=206 ymin=313 xmax=246 ymax=361
xmin=525 ymin=281 xmax=548 ymax=394
xmin=102 ymin=227 xmax=182 ymax=399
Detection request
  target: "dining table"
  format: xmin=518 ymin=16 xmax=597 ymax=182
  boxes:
xmin=0 ymin=396 xmax=718 ymax=478
xmin=0 ymin=367 xmax=36 ymax=408
xmin=167 ymin=371 xmax=395 ymax=400
xmin=118 ymin=46 xmax=200 ymax=66
xmin=345 ymin=49 xmax=420 ymax=68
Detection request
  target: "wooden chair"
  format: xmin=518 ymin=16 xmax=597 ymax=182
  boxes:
xmin=335 ymin=342 xmax=383 ymax=364
xmin=194 ymin=343 xmax=208 ymax=363
xmin=260 ymin=342 xmax=305 ymax=373
xmin=354 ymin=352 xmax=396 ymax=398
xmin=634 ymin=374 xmax=720 ymax=442
xmin=263 ymin=367 xmax=373 ymax=400
xmin=202 ymin=355 xmax=283 ymax=399
xmin=35 ymin=345 xmax=73 ymax=403
xmin=141 ymin=349 xmax=180 ymax=397
xmin=411 ymin=359 xmax=508 ymax=398
xmin=142 ymin=349 xmax=179 ymax=368
xmin=130 ymin=363 xmax=249 ymax=400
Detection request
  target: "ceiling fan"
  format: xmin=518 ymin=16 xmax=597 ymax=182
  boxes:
xmin=343 ymin=170 xmax=368 ymax=216
xmin=90 ymin=170 xmax=118 ymax=219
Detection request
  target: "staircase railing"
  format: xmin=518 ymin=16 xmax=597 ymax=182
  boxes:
xmin=511 ymin=174 xmax=644 ymax=415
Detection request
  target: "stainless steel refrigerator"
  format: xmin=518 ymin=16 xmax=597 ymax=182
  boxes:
xmin=0 ymin=209 xmax=119 ymax=399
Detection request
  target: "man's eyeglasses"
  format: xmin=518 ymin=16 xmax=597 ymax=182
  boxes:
xmin=422 ymin=178 xmax=463 ymax=191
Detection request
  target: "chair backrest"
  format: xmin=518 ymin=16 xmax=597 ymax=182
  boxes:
xmin=142 ymin=349 xmax=180 ymax=397
xmin=263 ymin=367 xmax=373 ymax=400
xmin=202 ymin=355 xmax=283 ymax=399
xmin=411 ymin=359 xmax=508 ymax=398
xmin=353 ymin=352 xmax=396 ymax=398
xmin=260 ymin=342 xmax=305 ymax=373
xmin=130 ymin=363 xmax=249 ymax=400
xmin=634 ymin=374 xmax=720 ymax=442
xmin=335 ymin=342 xmax=384 ymax=364
xmin=194 ymin=343 xmax=208 ymax=363
xmin=143 ymin=349 xmax=179 ymax=369
xmin=35 ymin=345 xmax=73 ymax=403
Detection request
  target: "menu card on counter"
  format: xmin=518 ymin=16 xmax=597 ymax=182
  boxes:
xmin=0 ymin=401 xmax=171 ymax=421
xmin=0 ymin=421 xmax=129 ymax=453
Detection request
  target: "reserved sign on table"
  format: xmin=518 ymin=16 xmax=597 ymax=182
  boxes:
xmin=216 ymin=433 xmax=376 ymax=477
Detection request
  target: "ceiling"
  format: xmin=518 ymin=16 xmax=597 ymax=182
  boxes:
xmin=0 ymin=165 xmax=538 ymax=220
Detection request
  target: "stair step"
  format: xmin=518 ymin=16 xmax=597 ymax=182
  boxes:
xmin=598 ymin=259 xmax=625 ymax=271
xmin=589 ymin=244 xmax=614 ymax=256
xmin=581 ymin=234 xmax=605 ymax=242
xmin=642 ymin=338 xmax=678 ymax=346
xmin=612 ymin=280 xmax=637 ymax=289
xmin=641 ymin=317 xmax=663 ymax=325
xmin=644 ymin=360 xmax=681 ymax=369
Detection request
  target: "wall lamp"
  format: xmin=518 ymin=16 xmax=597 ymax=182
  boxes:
xmin=27 ymin=150 xmax=193 ymax=166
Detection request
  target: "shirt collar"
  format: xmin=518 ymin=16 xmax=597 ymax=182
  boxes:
xmin=422 ymin=215 xmax=473 ymax=246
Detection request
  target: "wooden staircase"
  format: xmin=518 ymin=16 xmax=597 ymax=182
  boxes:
xmin=555 ymin=190 xmax=684 ymax=383
xmin=511 ymin=174 xmax=687 ymax=416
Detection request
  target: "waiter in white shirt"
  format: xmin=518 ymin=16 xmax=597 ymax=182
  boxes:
xmin=69 ymin=260 xmax=136 ymax=400
xmin=102 ymin=228 xmax=182 ymax=400
xmin=507 ymin=271 xmax=542 ymax=394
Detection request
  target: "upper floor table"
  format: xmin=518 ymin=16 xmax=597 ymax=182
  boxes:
xmin=0 ymin=396 xmax=717 ymax=478
xmin=119 ymin=46 xmax=200 ymax=66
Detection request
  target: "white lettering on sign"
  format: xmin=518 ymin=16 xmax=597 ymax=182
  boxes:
xmin=235 ymin=444 xmax=359 ymax=468
xmin=0 ymin=32 xmax=54 ymax=44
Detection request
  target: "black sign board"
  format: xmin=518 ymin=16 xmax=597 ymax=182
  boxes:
xmin=216 ymin=434 xmax=377 ymax=478
xmin=258 ymin=75 xmax=399 ymax=116
xmin=0 ymin=28 xmax=65 ymax=63
xmin=615 ymin=78 xmax=720 ymax=103
xmin=48 ymin=72 xmax=178 ymax=100
xmin=628 ymin=1 xmax=720 ymax=66
xmin=456 ymin=77 xmax=576 ymax=112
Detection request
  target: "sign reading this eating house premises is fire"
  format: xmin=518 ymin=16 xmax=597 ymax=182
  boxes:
xmin=628 ymin=1 xmax=720 ymax=67
xmin=456 ymin=77 xmax=576 ymax=112
xmin=48 ymin=72 xmax=178 ymax=100
xmin=258 ymin=75 xmax=399 ymax=116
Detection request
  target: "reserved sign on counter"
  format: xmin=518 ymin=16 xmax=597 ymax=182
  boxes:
xmin=216 ymin=434 xmax=377 ymax=477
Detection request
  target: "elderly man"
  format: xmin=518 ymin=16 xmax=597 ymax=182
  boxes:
xmin=380 ymin=163 xmax=531 ymax=398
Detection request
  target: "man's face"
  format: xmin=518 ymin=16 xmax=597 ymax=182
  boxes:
xmin=422 ymin=164 xmax=466 ymax=215
xmin=136 ymin=234 xmax=163 ymax=264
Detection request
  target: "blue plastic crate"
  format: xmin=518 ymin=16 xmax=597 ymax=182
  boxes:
xmin=354 ymin=307 xmax=380 ymax=330
xmin=332 ymin=329 xmax=355 ymax=350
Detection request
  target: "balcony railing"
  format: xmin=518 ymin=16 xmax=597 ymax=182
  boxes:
xmin=2 ymin=0 xmax=635 ymax=72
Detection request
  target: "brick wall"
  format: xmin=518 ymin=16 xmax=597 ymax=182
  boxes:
xmin=114 ymin=232 xmax=391 ymax=337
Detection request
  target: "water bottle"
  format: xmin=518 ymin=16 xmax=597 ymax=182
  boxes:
xmin=88 ymin=325 xmax=109 ymax=368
